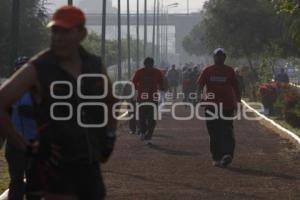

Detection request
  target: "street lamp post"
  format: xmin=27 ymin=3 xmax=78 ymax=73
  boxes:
xmin=127 ymin=0 xmax=131 ymax=78
xmin=152 ymin=0 xmax=157 ymax=58
xmin=160 ymin=3 xmax=165 ymax=64
xmin=136 ymin=0 xmax=140 ymax=69
xmin=165 ymin=7 xmax=168 ymax=64
xmin=101 ymin=0 xmax=107 ymax=64
xmin=165 ymin=3 xmax=178 ymax=65
xmin=144 ymin=0 xmax=147 ymax=58
xmin=187 ymin=0 xmax=189 ymax=15
xmin=160 ymin=3 xmax=165 ymax=65
xmin=156 ymin=0 xmax=160 ymax=64
xmin=117 ymin=0 xmax=122 ymax=80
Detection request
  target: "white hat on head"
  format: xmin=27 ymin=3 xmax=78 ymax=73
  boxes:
xmin=213 ymin=48 xmax=225 ymax=55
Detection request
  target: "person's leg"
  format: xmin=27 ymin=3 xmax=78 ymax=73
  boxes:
xmin=138 ymin=105 xmax=148 ymax=140
xmin=171 ymin=86 xmax=175 ymax=99
xmin=221 ymin=110 xmax=235 ymax=158
xmin=145 ymin=105 xmax=157 ymax=141
xmin=128 ymin=101 xmax=136 ymax=134
xmin=77 ymin=163 xmax=105 ymax=200
xmin=217 ymin=109 xmax=235 ymax=167
xmin=183 ymin=87 xmax=188 ymax=102
xmin=174 ymin=86 xmax=178 ymax=99
xmin=25 ymin=160 xmax=43 ymax=200
xmin=205 ymin=110 xmax=223 ymax=162
xmin=45 ymin=163 xmax=105 ymax=200
xmin=5 ymin=144 xmax=27 ymax=200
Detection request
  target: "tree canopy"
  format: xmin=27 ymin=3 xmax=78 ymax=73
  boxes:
xmin=183 ymin=0 xmax=297 ymax=69
xmin=0 ymin=0 xmax=49 ymax=75
xmin=271 ymin=0 xmax=300 ymax=45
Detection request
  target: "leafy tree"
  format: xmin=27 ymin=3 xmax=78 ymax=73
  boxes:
xmin=257 ymin=43 xmax=282 ymax=83
xmin=0 ymin=0 xmax=13 ymax=68
xmin=0 ymin=0 xmax=49 ymax=75
xmin=271 ymin=0 xmax=300 ymax=46
xmin=183 ymin=0 xmax=287 ymax=71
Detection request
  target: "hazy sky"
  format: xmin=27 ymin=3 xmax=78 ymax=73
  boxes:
xmin=48 ymin=0 xmax=207 ymax=13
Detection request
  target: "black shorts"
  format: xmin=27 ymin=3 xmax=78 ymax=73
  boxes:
xmin=27 ymin=161 xmax=105 ymax=200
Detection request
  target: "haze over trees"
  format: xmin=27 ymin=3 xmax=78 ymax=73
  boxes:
xmin=183 ymin=0 xmax=299 ymax=69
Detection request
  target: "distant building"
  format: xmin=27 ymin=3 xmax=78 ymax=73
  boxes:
xmin=78 ymin=0 xmax=117 ymax=13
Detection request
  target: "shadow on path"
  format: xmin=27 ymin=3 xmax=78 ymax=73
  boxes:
xmin=227 ymin=167 xmax=298 ymax=180
xmin=148 ymin=144 xmax=200 ymax=156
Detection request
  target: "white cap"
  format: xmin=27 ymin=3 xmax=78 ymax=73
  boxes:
xmin=213 ymin=48 xmax=225 ymax=55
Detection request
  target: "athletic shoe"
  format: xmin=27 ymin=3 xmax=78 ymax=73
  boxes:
xmin=212 ymin=160 xmax=222 ymax=167
xmin=144 ymin=140 xmax=153 ymax=145
xmin=220 ymin=155 xmax=233 ymax=167
xmin=129 ymin=131 xmax=135 ymax=135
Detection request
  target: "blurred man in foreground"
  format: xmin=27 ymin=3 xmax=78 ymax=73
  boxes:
xmin=0 ymin=5 xmax=117 ymax=200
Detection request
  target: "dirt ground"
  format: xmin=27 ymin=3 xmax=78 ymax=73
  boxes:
xmin=103 ymin=107 xmax=300 ymax=200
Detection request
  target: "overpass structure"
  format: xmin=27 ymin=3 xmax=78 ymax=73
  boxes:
xmin=84 ymin=13 xmax=201 ymax=63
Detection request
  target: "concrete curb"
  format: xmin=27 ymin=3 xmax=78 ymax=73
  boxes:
xmin=242 ymin=100 xmax=300 ymax=147
xmin=0 ymin=189 xmax=8 ymax=200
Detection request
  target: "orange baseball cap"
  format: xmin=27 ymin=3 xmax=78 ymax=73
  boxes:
xmin=47 ymin=5 xmax=86 ymax=28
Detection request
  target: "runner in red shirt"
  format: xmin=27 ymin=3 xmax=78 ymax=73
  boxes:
xmin=132 ymin=57 xmax=164 ymax=145
xmin=197 ymin=48 xmax=241 ymax=167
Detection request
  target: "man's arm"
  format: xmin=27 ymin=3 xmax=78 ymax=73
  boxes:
xmin=0 ymin=64 xmax=37 ymax=151
xmin=197 ymin=69 xmax=207 ymax=91
xmin=158 ymin=70 xmax=165 ymax=91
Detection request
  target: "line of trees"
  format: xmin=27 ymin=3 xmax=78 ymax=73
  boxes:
xmin=0 ymin=0 xmax=49 ymax=75
xmin=183 ymin=0 xmax=300 ymax=70
xmin=0 ymin=1 xmax=153 ymax=76
xmin=83 ymin=32 xmax=154 ymax=68
xmin=272 ymin=0 xmax=300 ymax=46
xmin=182 ymin=0 xmax=300 ymax=98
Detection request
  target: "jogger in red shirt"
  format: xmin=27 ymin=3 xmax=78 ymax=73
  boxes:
xmin=197 ymin=48 xmax=241 ymax=167
xmin=132 ymin=57 xmax=164 ymax=145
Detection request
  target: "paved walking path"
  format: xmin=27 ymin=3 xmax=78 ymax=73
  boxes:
xmin=103 ymin=106 xmax=300 ymax=200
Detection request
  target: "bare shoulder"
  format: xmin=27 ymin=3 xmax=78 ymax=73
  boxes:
xmin=0 ymin=63 xmax=38 ymax=107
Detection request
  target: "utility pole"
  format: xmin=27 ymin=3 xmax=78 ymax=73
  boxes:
xmin=68 ymin=0 xmax=72 ymax=5
xmin=156 ymin=0 xmax=160 ymax=64
xmin=165 ymin=3 xmax=178 ymax=65
xmin=101 ymin=0 xmax=107 ymax=64
xmin=127 ymin=0 xmax=131 ymax=78
xmin=165 ymin=7 xmax=169 ymax=64
xmin=152 ymin=0 xmax=157 ymax=58
xmin=187 ymin=0 xmax=189 ymax=15
xmin=10 ymin=0 xmax=20 ymax=66
xmin=160 ymin=4 xmax=165 ymax=64
xmin=144 ymin=0 xmax=147 ymax=58
xmin=136 ymin=0 xmax=140 ymax=69
xmin=118 ymin=0 xmax=122 ymax=80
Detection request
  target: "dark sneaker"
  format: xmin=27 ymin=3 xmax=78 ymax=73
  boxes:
xmin=144 ymin=140 xmax=153 ymax=145
xmin=220 ymin=155 xmax=233 ymax=167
